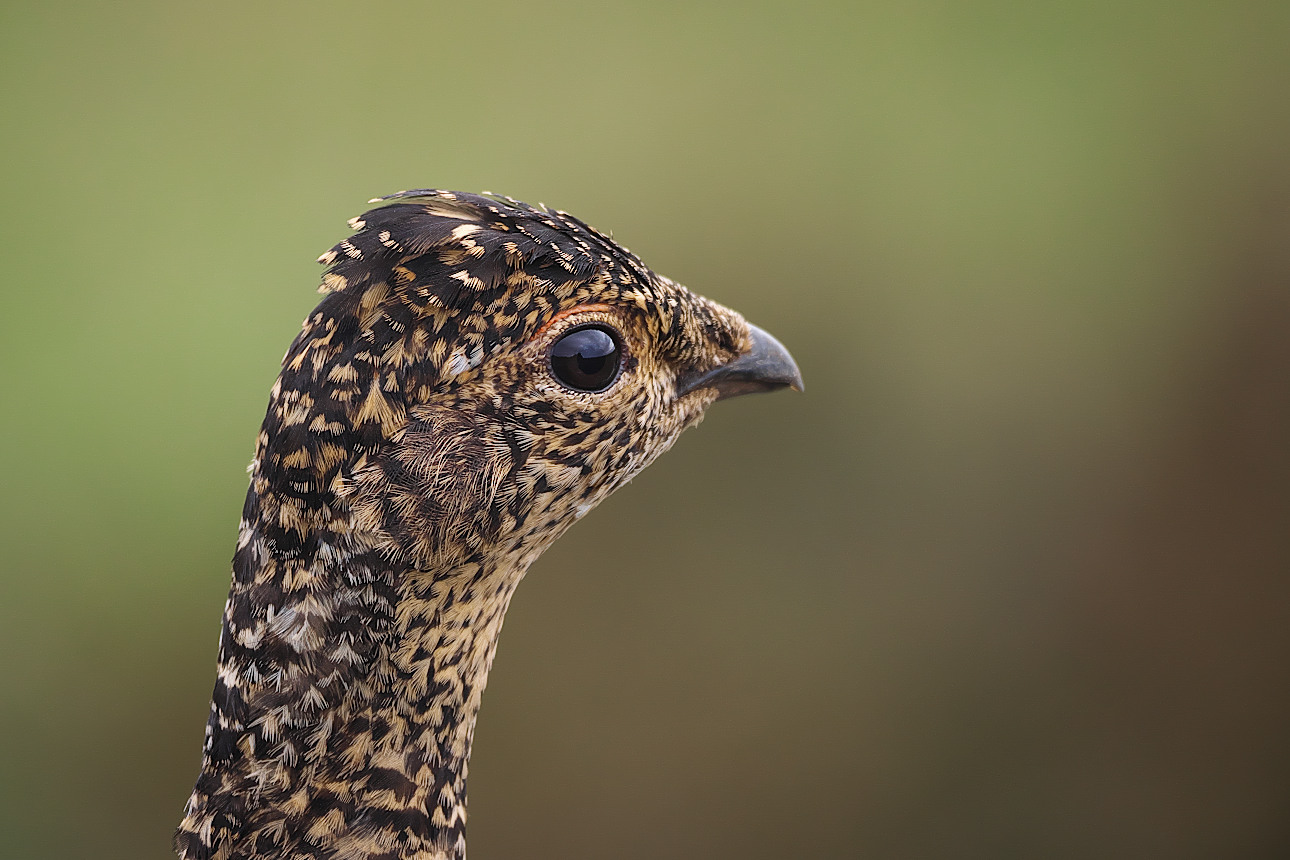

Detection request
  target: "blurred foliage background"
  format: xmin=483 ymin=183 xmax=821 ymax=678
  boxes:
xmin=2 ymin=2 xmax=1288 ymax=858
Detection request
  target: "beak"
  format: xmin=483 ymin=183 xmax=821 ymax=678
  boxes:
xmin=678 ymin=323 xmax=805 ymax=401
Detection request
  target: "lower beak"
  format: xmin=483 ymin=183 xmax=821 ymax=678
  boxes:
xmin=678 ymin=323 xmax=804 ymax=401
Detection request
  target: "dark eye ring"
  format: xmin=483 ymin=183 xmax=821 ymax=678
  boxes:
xmin=549 ymin=324 xmax=622 ymax=393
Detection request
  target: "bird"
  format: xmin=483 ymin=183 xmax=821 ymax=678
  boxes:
xmin=175 ymin=189 xmax=802 ymax=860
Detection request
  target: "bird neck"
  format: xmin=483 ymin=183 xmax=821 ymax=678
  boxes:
xmin=178 ymin=494 xmax=539 ymax=860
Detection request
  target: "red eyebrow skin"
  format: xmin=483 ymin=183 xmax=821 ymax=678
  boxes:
xmin=534 ymin=303 xmax=616 ymax=338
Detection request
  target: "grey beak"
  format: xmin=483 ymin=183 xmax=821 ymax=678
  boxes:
xmin=678 ymin=323 xmax=805 ymax=401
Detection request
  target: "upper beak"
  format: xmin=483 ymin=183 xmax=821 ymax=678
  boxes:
xmin=678 ymin=323 xmax=805 ymax=401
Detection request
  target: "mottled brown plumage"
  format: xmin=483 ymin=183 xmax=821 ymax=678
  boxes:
xmin=176 ymin=190 xmax=801 ymax=860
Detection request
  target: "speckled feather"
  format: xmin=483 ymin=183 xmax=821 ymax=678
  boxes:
xmin=176 ymin=191 xmax=760 ymax=860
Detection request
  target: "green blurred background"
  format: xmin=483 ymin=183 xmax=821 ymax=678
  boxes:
xmin=2 ymin=2 xmax=1288 ymax=858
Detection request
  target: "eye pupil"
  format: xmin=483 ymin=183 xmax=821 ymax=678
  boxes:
xmin=550 ymin=325 xmax=621 ymax=392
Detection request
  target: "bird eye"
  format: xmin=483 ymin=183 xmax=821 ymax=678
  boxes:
xmin=549 ymin=325 xmax=622 ymax=392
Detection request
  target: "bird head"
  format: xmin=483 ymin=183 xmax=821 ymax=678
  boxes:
xmin=270 ymin=189 xmax=802 ymax=573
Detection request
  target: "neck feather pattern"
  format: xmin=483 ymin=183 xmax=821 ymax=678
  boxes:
xmin=177 ymin=471 xmax=532 ymax=860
